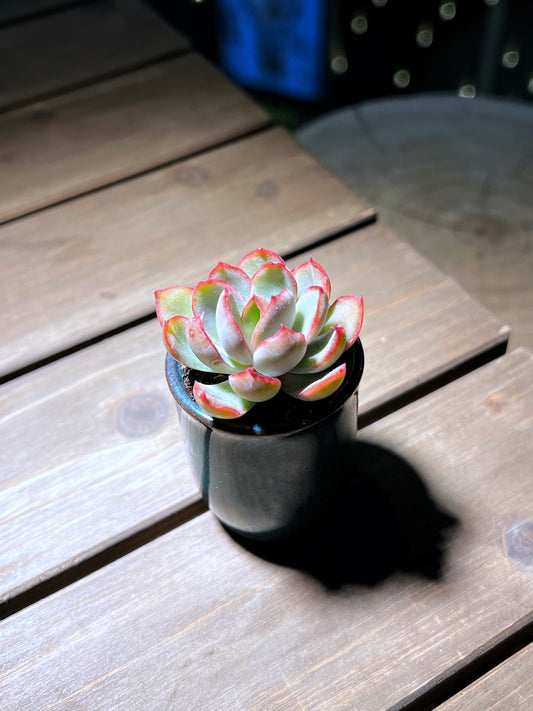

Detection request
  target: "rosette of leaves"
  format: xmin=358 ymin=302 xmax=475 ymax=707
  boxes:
xmin=156 ymin=248 xmax=363 ymax=419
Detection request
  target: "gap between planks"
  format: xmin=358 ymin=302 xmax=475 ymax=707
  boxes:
xmin=0 ymin=211 xmax=376 ymax=385
xmin=0 ymin=498 xmax=207 ymax=619
xmin=0 ymin=122 xmax=272 ymax=229
xmin=1 ymin=348 xmax=531 ymax=710
xmin=388 ymin=615 xmax=533 ymax=711
xmin=0 ymin=0 xmax=93 ymax=28
xmin=0 ymin=223 xmax=508 ymax=615
xmin=0 ymin=0 xmax=191 ymax=114
xmin=0 ymin=335 xmax=510 ymax=622
xmin=0 ymin=47 xmax=192 ymax=117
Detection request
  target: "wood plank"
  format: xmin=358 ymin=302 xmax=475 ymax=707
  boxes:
xmin=436 ymin=644 xmax=533 ymax=711
xmin=1 ymin=348 xmax=532 ymax=710
xmin=0 ymin=0 xmax=79 ymax=24
xmin=0 ymin=225 xmax=508 ymax=604
xmin=0 ymin=127 xmax=374 ymax=379
xmin=0 ymin=0 xmax=189 ymax=112
xmin=0 ymin=53 xmax=269 ymax=223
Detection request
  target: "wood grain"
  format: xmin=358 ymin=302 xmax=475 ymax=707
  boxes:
xmin=435 ymin=644 xmax=533 ymax=711
xmin=1 ymin=349 xmax=531 ymax=710
xmin=0 ymin=0 xmax=189 ymax=112
xmin=0 ymin=54 xmax=269 ymax=223
xmin=0 ymin=225 xmax=507 ymax=603
xmin=0 ymin=127 xmax=373 ymax=378
xmin=297 ymin=95 xmax=533 ymax=351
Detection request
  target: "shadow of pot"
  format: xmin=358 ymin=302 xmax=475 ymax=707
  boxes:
xmin=165 ymin=340 xmax=364 ymax=540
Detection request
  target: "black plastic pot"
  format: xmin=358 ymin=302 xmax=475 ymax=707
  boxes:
xmin=165 ymin=340 xmax=364 ymax=540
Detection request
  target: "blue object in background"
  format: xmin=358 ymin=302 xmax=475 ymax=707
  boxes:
xmin=216 ymin=0 xmax=326 ymax=101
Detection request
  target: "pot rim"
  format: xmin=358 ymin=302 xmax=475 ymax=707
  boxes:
xmin=165 ymin=339 xmax=364 ymax=436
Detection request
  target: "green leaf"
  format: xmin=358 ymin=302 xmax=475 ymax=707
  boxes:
xmin=292 ymin=286 xmax=328 ymax=341
xmin=186 ymin=314 xmax=237 ymax=373
xmin=322 ymin=295 xmax=364 ymax=350
xmin=249 ymin=263 xmax=297 ymax=303
xmin=208 ymin=262 xmax=251 ymax=299
xmin=192 ymin=279 xmax=245 ymax=344
xmin=163 ymin=316 xmax=206 ymax=370
xmin=281 ymin=363 xmax=347 ymax=401
xmin=292 ymin=258 xmax=331 ymax=299
xmin=290 ymin=326 xmax=346 ymax=374
xmin=241 ymin=296 xmax=262 ymax=345
xmin=193 ymin=380 xmax=255 ymax=419
xmin=251 ymin=289 xmax=296 ymax=351
xmin=238 ymin=248 xmax=285 ymax=277
xmin=215 ymin=289 xmax=252 ymax=366
xmin=155 ymin=286 xmax=193 ymax=324
xmin=229 ymin=368 xmax=281 ymax=402
xmin=253 ymin=326 xmax=307 ymax=377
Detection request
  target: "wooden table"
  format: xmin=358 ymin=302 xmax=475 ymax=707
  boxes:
xmin=1 ymin=2 xmax=532 ymax=709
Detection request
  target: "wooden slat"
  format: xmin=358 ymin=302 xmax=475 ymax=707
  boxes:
xmin=435 ymin=644 xmax=533 ymax=711
xmin=1 ymin=349 xmax=532 ymax=710
xmin=0 ymin=127 xmax=374 ymax=379
xmin=0 ymin=0 xmax=189 ymax=112
xmin=0 ymin=0 xmax=78 ymax=24
xmin=0 ymin=53 xmax=269 ymax=223
xmin=0 ymin=225 xmax=508 ymax=604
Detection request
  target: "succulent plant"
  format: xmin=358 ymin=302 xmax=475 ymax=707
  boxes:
xmin=156 ymin=248 xmax=363 ymax=419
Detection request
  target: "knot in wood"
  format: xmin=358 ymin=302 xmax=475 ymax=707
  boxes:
xmin=255 ymin=180 xmax=279 ymax=199
xmin=116 ymin=393 xmax=169 ymax=438
xmin=506 ymin=522 xmax=533 ymax=567
xmin=175 ymin=166 xmax=210 ymax=187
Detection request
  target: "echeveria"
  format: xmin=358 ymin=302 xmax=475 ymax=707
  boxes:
xmin=156 ymin=248 xmax=363 ymax=418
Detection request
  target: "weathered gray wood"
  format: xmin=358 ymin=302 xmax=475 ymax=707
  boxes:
xmin=0 ymin=127 xmax=373 ymax=378
xmin=297 ymin=95 xmax=533 ymax=351
xmin=0 ymin=225 xmax=508 ymax=603
xmin=436 ymin=644 xmax=533 ymax=711
xmin=0 ymin=54 xmax=269 ymax=223
xmin=0 ymin=0 xmax=189 ymax=112
xmin=1 ymin=348 xmax=531 ymax=710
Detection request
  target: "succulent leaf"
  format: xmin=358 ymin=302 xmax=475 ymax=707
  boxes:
xmin=155 ymin=286 xmax=193 ymax=324
xmin=251 ymin=288 xmax=296 ymax=351
xmin=253 ymin=325 xmax=307 ymax=377
xmin=280 ymin=362 xmax=347 ymax=401
xmin=292 ymin=286 xmax=328 ymax=341
xmin=192 ymin=279 xmax=245 ymax=343
xmin=208 ymin=262 xmax=250 ymax=299
xmin=291 ymin=325 xmax=346 ymax=374
xmin=241 ymin=296 xmax=263 ymax=345
xmin=163 ymin=315 xmax=206 ymax=370
xmin=156 ymin=250 xmax=363 ymax=417
xmin=322 ymin=295 xmax=364 ymax=350
xmin=292 ymin=258 xmax=331 ymax=299
xmin=186 ymin=314 xmax=236 ymax=373
xmin=238 ymin=248 xmax=285 ymax=277
xmin=215 ymin=289 xmax=252 ymax=366
xmin=193 ymin=380 xmax=254 ymax=419
xmin=249 ymin=263 xmax=297 ymax=303
xmin=229 ymin=367 xmax=281 ymax=402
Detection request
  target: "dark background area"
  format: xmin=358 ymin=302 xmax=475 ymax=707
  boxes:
xmin=149 ymin=0 xmax=533 ymax=127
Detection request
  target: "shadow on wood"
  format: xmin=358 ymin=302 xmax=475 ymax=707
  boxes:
xmin=227 ymin=441 xmax=457 ymax=588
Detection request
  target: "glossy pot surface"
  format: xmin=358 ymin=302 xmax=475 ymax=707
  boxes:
xmin=166 ymin=340 xmax=364 ymax=539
